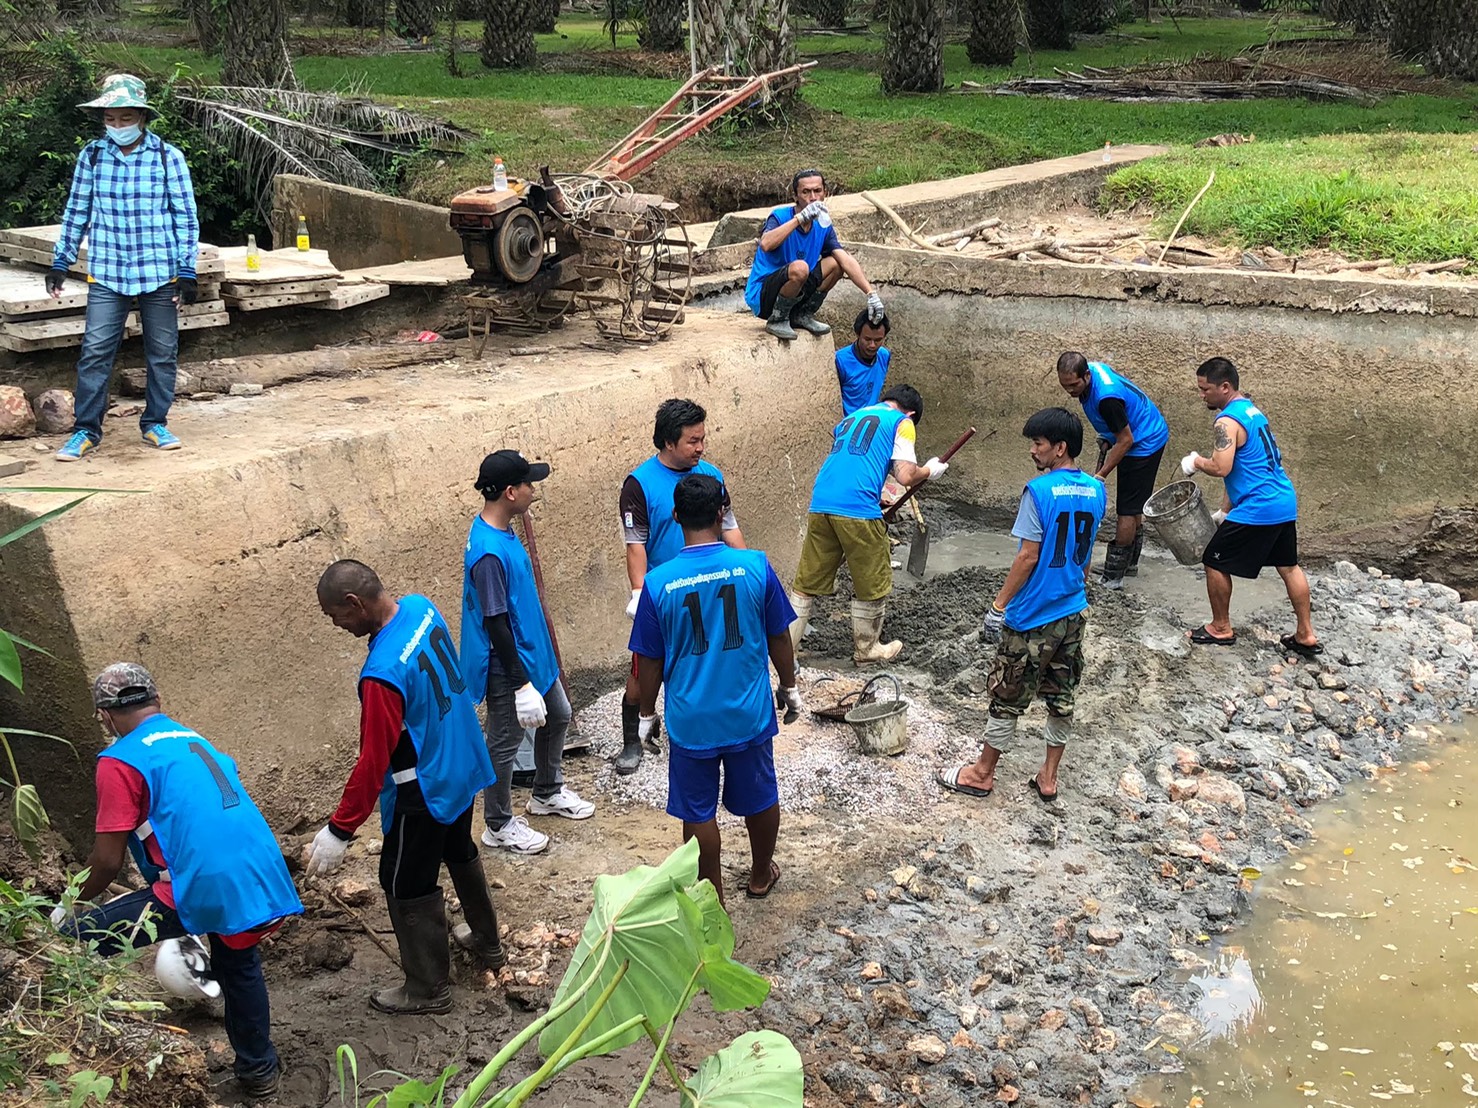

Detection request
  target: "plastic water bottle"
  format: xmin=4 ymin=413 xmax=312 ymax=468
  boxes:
xmin=817 ymin=209 xmax=833 ymax=229
xmin=1103 ymin=141 xmax=1112 ymax=164
xmin=296 ymin=215 xmax=310 ymax=252
xmin=246 ymin=233 xmax=260 ymax=272
xmin=493 ymin=156 xmax=508 ymax=192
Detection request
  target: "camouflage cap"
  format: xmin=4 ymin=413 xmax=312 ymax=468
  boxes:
xmin=78 ymin=73 xmax=154 ymax=113
xmin=91 ymin=662 xmax=159 ymax=710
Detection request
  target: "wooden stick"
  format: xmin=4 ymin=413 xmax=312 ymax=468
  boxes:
xmin=1156 ymin=171 xmax=1216 ymax=266
xmin=926 ymin=217 xmax=1001 ymax=245
xmin=859 ymin=192 xmax=953 ymax=253
xmin=327 ymin=890 xmax=402 ymax=968
xmin=974 ymin=236 xmax=1052 ymax=260
xmin=883 ymin=427 xmax=980 ymax=521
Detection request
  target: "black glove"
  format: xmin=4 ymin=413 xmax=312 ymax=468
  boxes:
xmin=45 ymin=269 xmax=67 ymax=295
xmin=175 ymin=277 xmax=198 ymax=305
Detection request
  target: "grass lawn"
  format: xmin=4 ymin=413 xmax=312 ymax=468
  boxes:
xmin=95 ymin=11 xmax=1478 ymax=254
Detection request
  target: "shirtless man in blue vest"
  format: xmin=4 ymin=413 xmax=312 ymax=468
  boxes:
xmin=308 ymin=560 xmax=505 ymax=1015
xmin=744 ymin=168 xmax=885 ymax=342
xmin=617 ymin=399 xmax=744 ymax=774
xmin=1183 ymin=357 xmax=1321 ymax=656
xmin=54 ymin=663 xmax=301 ymax=1099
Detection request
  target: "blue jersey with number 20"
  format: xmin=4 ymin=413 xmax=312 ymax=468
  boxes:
xmin=809 ymin=403 xmax=909 ymax=520
xmin=629 ymin=544 xmax=795 ymax=754
xmin=1005 ymin=470 xmax=1107 ymax=632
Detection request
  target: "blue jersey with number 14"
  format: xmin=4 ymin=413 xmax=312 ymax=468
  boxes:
xmin=629 ymin=544 xmax=795 ymax=753
xmin=1005 ymin=470 xmax=1107 ymax=632
xmin=1220 ymin=397 xmax=1298 ymax=526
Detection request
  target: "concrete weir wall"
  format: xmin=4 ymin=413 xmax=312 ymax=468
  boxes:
xmin=828 ymin=245 xmax=1478 ymax=535
xmin=0 ymin=311 xmax=834 ymax=843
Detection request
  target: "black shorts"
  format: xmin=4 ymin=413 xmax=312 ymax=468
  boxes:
xmin=757 ymin=264 xmax=821 ymax=318
xmin=1114 ymin=448 xmax=1164 ymax=517
xmin=1202 ymin=519 xmax=1299 ymax=579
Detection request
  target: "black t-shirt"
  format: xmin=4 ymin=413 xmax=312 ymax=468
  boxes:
xmin=1097 ymin=397 xmax=1129 ymax=436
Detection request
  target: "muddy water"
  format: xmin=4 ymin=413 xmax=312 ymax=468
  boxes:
xmin=1133 ymin=721 xmax=1478 ymax=1108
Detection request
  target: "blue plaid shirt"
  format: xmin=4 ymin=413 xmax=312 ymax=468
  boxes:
xmin=52 ymin=131 xmax=200 ymax=297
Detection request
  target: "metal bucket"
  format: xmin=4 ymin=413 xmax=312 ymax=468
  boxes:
xmin=843 ymin=675 xmax=909 ymax=757
xmin=1143 ymin=480 xmax=1217 ymax=567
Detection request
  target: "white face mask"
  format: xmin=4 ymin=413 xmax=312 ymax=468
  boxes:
xmin=106 ymin=123 xmax=142 ymax=146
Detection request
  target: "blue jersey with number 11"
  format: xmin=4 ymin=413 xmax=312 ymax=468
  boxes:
xmin=1005 ymin=470 xmax=1107 ymax=632
xmin=629 ymin=544 xmax=795 ymax=753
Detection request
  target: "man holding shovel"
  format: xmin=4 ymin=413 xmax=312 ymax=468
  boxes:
xmin=1056 ymin=352 xmax=1168 ymax=589
xmin=787 ymin=384 xmax=948 ymax=663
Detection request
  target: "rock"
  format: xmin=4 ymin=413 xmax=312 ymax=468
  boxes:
xmin=1168 ymin=948 xmax=1208 ymax=969
xmin=32 ymin=389 xmax=74 ymax=434
xmin=1318 ymin=672 xmax=1347 ymax=690
xmin=1038 ymin=1008 xmax=1067 ymax=1030
xmin=907 ymin=1033 xmax=948 ymax=1064
xmin=959 ymin=1004 xmax=980 ymax=1028
xmin=0 ymin=386 xmax=36 ymax=438
xmin=1118 ymin=766 xmax=1147 ymax=801
xmin=331 ymin=877 xmax=374 ymax=907
xmin=891 ymin=864 xmax=918 ymax=887
xmin=871 ymin=983 xmax=916 ymax=1021
xmin=1028 ymin=822 xmax=1060 ymax=848
xmin=969 ymin=973 xmax=993 ymax=995
xmin=190 ymin=391 xmax=222 ymax=401
xmin=229 ymin=382 xmax=265 ymax=397
xmin=0 ymin=455 xmax=28 ymax=478
xmin=1153 ymin=1010 xmax=1204 ymax=1043
xmin=966 ymin=876 xmax=1010 ymax=903
xmin=1171 ymin=744 xmax=1201 ymax=773
xmin=860 ymin=961 xmax=883 ymax=980
xmin=1070 ymin=996 xmax=1104 ymax=1027
xmin=300 ymin=929 xmax=353 ymax=971
xmin=1192 ymin=774 xmax=1246 ymax=814
xmin=1167 ymin=840 xmax=1201 ymax=858
xmin=1086 ymin=925 xmax=1122 ymax=946
xmin=1169 ymin=777 xmax=1200 ymax=802
xmin=976 ymin=948 xmax=1016 ymax=984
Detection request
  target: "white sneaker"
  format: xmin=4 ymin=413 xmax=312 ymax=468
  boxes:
xmin=527 ymin=786 xmax=595 ymax=821
xmin=480 ymin=815 xmax=549 ymax=855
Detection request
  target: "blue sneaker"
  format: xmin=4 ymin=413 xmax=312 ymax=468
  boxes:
xmin=141 ymin=424 xmax=182 ymax=451
xmin=55 ymin=431 xmax=97 ymax=462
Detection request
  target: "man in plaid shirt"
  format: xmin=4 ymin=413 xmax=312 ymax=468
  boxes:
xmin=49 ymin=73 xmax=200 ymax=461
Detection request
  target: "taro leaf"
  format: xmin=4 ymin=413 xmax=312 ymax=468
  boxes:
xmin=677 ymin=882 xmax=770 ymax=1012
xmin=538 ymin=839 xmax=704 ymax=1057
xmin=682 ymin=1031 xmax=804 ymax=1108
xmin=0 ymin=630 xmax=21 ymax=691
xmin=383 ymin=1066 xmax=459 ymax=1107
xmin=14 ymin=784 xmax=50 ymax=858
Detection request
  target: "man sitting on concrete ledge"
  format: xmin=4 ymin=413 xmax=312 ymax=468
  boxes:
xmin=744 ymin=167 xmax=884 ymax=342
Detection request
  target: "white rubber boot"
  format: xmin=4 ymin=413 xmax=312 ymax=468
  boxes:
xmin=851 ymin=598 xmax=902 ymax=664
xmin=787 ymin=591 xmax=814 ymax=652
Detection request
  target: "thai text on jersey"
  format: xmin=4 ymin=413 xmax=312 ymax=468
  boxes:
xmin=630 ymin=456 xmax=728 ymax=568
xmin=808 ymin=402 xmax=909 ymax=520
xmin=744 ymin=204 xmax=835 ymax=315
xmin=1218 ymin=397 xmax=1298 ymax=525
xmin=1004 ymin=470 xmax=1108 ymax=632
xmin=835 ymin=344 xmax=891 ymax=416
xmin=363 ymin=594 xmax=495 ymax=833
xmin=460 ymin=516 xmax=560 ymax=702
xmin=101 ymin=715 xmax=303 ymax=936
xmin=1080 ymin=361 xmax=1169 ymax=457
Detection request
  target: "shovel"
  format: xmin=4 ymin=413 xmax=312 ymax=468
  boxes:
xmin=884 ymin=425 xmax=981 ymax=579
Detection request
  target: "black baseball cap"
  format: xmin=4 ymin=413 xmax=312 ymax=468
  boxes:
xmin=476 ymin=449 xmax=551 ymax=495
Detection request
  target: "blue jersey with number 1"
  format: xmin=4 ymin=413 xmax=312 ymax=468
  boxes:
xmin=808 ymin=403 xmax=909 ymax=520
xmin=1005 ymin=469 xmax=1107 ymax=632
xmin=629 ymin=544 xmax=796 ymax=753
xmin=363 ymin=594 xmax=495 ymax=832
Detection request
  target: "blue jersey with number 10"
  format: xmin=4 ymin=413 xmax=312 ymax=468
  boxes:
xmin=363 ymin=594 xmax=495 ymax=833
xmin=632 ymin=545 xmax=792 ymax=753
xmin=1005 ymin=469 xmax=1107 ymax=632
xmin=808 ymin=402 xmax=909 ymax=520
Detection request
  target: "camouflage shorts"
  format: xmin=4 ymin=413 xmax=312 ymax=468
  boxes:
xmin=986 ymin=612 xmax=1086 ymax=719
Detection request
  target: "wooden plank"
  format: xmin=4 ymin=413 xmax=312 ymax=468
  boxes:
xmin=340 ymin=256 xmax=471 ymax=288
xmin=220 ymin=278 xmax=337 ymax=298
xmin=217 ymin=246 xmax=340 ymax=283
xmin=181 ymin=298 xmax=227 ymax=317
xmin=0 ymin=266 xmax=90 ymax=316
xmin=177 ymin=310 xmax=230 ymax=332
xmin=222 ymin=289 xmax=332 ymax=311
xmin=307 ymin=282 xmax=391 ymax=310
xmin=0 ymin=225 xmax=223 ymax=275
xmin=0 ymin=316 xmax=141 ymax=352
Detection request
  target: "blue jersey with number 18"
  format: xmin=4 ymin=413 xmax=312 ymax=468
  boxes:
xmin=629 ymin=544 xmax=795 ymax=754
xmin=1005 ymin=470 xmax=1107 ymax=632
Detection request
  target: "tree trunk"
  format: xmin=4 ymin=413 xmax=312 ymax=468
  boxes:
xmin=797 ymin=0 xmax=850 ymax=23
xmin=397 ymin=0 xmax=437 ymax=38
xmin=639 ymin=0 xmax=684 ymax=50
xmin=1428 ymin=0 xmax=1477 ymax=78
xmin=189 ymin=0 xmax=222 ymax=50
xmin=692 ymin=0 xmax=796 ymax=80
xmin=881 ymin=0 xmax=943 ymax=91
xmin=534 ymin=0 xmax=559 ymax=32
xmin=1385 ymin=0 xmax=1431 ymax=58
xmin=481 ymin=0 xmax=536 ymax=67
xmin=1069 ymin=0 xmax=1116 ymax=32
xmin=965 ymin=0 xmax=1017 ymax=63
xmin=344 ymin=0 xmax=387 ymax=25
xmin=1025 ymin=0 xmax=1071 ymax=48
xmin=223 ymin=0 xmax=298 ymax=87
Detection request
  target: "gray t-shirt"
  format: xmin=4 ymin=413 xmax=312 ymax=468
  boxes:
xmin=1011 ymin=491 xmax=1043 ymax=542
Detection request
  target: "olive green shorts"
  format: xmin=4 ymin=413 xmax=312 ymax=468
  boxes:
xmin=986 ymin=612 xmax=1086 ymax=719
xmin=793 ymin=513 xmax=892 ymax=601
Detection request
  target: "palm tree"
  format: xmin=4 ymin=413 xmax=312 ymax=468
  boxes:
xmin=640 ymin=0 xmax=684 ymax=50
xmin=798 ymin=0 xmax=850 ymax=23
xmin=692 ymin=0 xmax=796 ymax=77
xmin=188 ymin=0 xmax=221 ymax=50
xmin=965 ymin=0 xmax=1017 ymax=64
xmin=1428 ymin=0 xmax=1476 ymax=78
xmin=482 ymin=0 xmax=536 ymax=67
xmin=881 ymin=0 xmax=943 ymax=92
xmin=1025 ymin=0 xmax=1070 ymax=49
xmin=535 ymin=0 xmax=559 ymax=32
xmin=397 ymin=0 xmax=437 ymax=38
xmin=223 ymin=0 xmax=297 ymax=87
xmin=1069 ymin=0 xmax=1116 ymax=32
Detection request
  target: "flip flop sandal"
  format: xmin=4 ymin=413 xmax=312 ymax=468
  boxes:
xmin=1280 ymin=634 xmax=1325 ymax=658
xmin=1028 ymin=777 xmax=1059 ymax=804
xmin=936 ymin=766 xmax=992 ymax=799
xmin=745 ymin=862 xmax=781 ymax=899
xmin=1189 ymin=625 xmax=1237 ymax=646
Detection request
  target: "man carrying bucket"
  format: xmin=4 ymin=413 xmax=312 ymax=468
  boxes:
xmin=1182 ymin=357 xmax=1321 ymax=656
xmin=629 ymin=473 xmax=801 ymax=906
xmin=936 ymin=408 xmax=1105 ymax=804
xmin=1055 ymin=352 xmax=1169 ymax=589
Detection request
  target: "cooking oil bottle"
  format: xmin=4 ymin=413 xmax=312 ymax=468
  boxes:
xmin=296 ymin=215 xmax=310 ymax=251
xmin=246 ymin=233 xmax=261 ymax=272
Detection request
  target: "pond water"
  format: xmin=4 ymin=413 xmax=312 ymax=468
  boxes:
xmin=1130 ymin=719 xmax=1478 ymax=1108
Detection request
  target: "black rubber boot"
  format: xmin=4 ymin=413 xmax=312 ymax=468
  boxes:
xmin=615 ymin=700 xmax=643 ymax=775
xmin=447 ymin=859 xmax=507 ymax=970
xmin=1101 ymin=543 xmax=1132 ymax=591
xmin=765 ymin=294 xmax=800 ymax=341
xmin=791 ymin=285 xmax=832 ymax=335
xmin=1125 ymin=528 xmax=1145 ymax=577
xmin=372 ymin=890 xmax=452 ymax=1015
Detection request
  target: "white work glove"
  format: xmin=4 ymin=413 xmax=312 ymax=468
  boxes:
xmin=982 ymin=606 xmax=1006 ymax=644
xmin=1211 ymin=508 xmax=1228 ymax=525
xmin=625 ymin=589 xmax=641 ymax=620
xmin=866 ymin=292 xmax=885 ymax=324
xmin=923 ymin=457 xmax=949 ymax=479
xmin=305 ymin=825 xmax=349 ymax=877
xmin=1180 ymin=452 xmax=1201 ymax=476
xmin=50 ymin=903 xmax=70 ymax=928
xmin=799 ymin=200 xmax=828 ymax=224
xmin=638 ymin=714 xmax=657 ymax=743
xmin=515 ymin=682 xmax=547 ymax=729
xmin=777 ymin=686 xmax=803 ymax=723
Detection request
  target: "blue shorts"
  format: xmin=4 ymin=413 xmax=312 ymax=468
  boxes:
xmin=666 ymin=738 xmax=778 ymax=823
